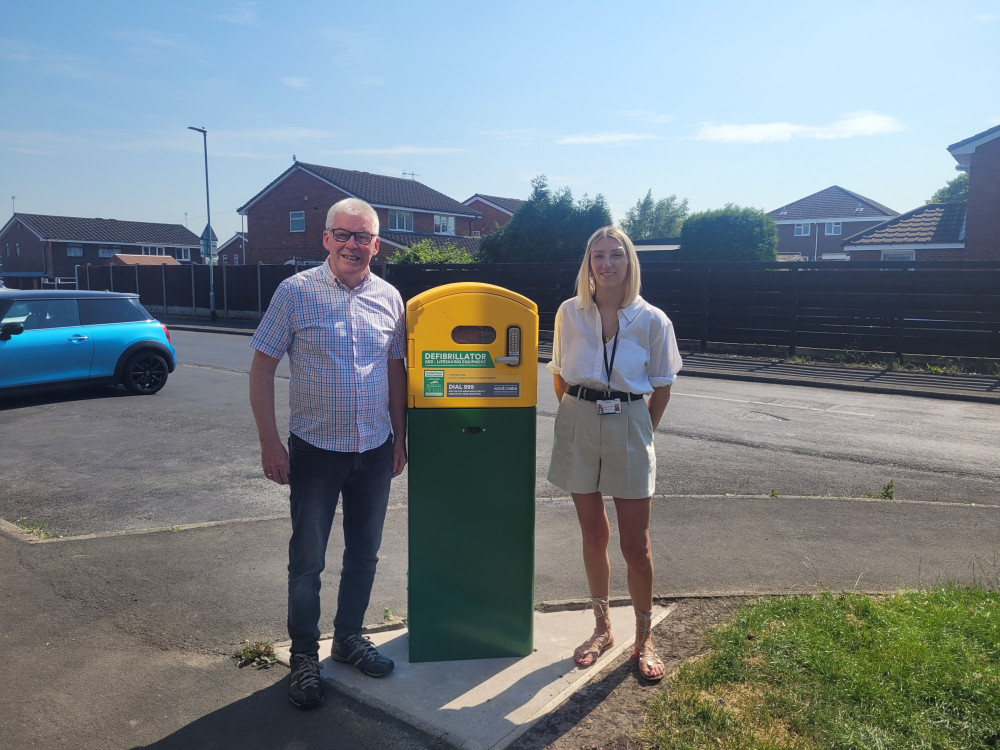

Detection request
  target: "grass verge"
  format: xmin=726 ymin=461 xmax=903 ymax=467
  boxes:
xmin=640 ymin=586 xmax=1000 ymax=749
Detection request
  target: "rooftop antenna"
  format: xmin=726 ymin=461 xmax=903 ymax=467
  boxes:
xmin=403 ymin=171 xmax=419 ymax=180
xmin=11 ymin=195 xmax=14 ymax=214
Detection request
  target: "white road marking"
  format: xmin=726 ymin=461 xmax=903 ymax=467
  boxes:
xmin=677 ymin=392 xmax=875 ymax=417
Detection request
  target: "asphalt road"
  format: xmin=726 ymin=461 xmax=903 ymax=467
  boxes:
xmin=1 ymin=328 xmax=997 ymax=540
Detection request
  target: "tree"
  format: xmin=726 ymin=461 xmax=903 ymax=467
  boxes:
xmin=620 ymin=190 xmax=689 ymax=239
xmin=389 ymin=239 xmax=475 ymax=264
xmin=677 ymin=204 xmax=777 ymax=262
xmin=928 ymin=172 xmax=969 ymax=204
xmin=478 ymin=175 xmax=613 ymax=263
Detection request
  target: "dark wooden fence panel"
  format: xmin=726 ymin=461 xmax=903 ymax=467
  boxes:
xmin=70 ymin=259 xmax=1000 ymax=359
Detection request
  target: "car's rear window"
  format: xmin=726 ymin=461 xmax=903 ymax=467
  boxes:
xmin=78 ymin=297 xmax=152 ymax=325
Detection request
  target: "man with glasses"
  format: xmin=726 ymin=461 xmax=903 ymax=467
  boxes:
xmin=249 ymin=197 xmax=407 ymax=709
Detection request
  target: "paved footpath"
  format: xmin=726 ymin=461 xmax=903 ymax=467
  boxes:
xmin=1 ymin=316 xmax=997 ymax=749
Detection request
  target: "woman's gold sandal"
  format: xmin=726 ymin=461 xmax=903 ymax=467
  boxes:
xmin=633 ymin=609 xmax=665 ymax=681
xmin=573 ymin=595 xmax=614 ymax=668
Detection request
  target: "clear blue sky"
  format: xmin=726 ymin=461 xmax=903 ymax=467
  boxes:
xmin=2 ymin=0 xmax=998 ymax=244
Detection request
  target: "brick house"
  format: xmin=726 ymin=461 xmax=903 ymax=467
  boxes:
xmin=217 ymin=231 xmax=248 ymax=265
xmin=844 ymin=124 xmax=1000 ymax=261
xmin=0 ymin=213 xmax=202 ymax=288
xmin=768 ymin=186 xmax=899 ymax=260
xmin=841 ymin=203 xmax=967 ymax=260
xmin=237 ymin=161 xmax=481 ymax=265
xmin=462 ymin=194 xmax=525 ymax=238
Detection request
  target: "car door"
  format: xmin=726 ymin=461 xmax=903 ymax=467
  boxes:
xmin=0 ymin=299 xmax=96 ymax=388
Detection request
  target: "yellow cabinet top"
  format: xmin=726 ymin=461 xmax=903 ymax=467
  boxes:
xmin=407 ymin=283 xmax=538 ymax=408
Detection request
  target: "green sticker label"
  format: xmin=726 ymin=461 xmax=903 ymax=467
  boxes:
xmin=423 ymin=370 xmax=444 ymax=397
xmin=422 ymin=350 xmax=494 ymax=369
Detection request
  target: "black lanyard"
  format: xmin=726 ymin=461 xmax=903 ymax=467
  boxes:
xmin=603 ymin=330 xmax=619 ymax=389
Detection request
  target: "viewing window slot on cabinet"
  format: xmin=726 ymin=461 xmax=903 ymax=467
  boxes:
xmin=451 ymin=326 xmax=496 ymax=345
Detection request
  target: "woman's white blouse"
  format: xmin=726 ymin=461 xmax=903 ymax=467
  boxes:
xmin=546 ymin=296 xmax=682 ymax=394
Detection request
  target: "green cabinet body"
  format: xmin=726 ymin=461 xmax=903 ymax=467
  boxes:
xmin=407 ymin=407 xmax=535 ymax=662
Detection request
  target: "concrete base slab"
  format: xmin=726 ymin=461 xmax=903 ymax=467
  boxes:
xmin=275 ymin=603 xmax=675 ymax=750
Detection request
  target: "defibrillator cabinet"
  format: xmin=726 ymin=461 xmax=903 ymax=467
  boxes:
xmin=406 ymin=282 xmax=538 ymax=662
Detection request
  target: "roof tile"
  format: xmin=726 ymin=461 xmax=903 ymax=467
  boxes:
xmin=844 ymin=203 xmax=966 ymax=246
xmin=14 ymin=214 xmax=201 ymax=246
xmin=297 ymin=163 xmax=477 ymax=216
xmin=769 ymin=186 xmax=899 ymax=221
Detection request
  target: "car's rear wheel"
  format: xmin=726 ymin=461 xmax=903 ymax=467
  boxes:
xmin=122 ymin=351 xmax=169 ymax=395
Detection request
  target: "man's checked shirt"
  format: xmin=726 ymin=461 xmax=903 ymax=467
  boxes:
xmin=250 ymin=262 xmax=405 ymax=453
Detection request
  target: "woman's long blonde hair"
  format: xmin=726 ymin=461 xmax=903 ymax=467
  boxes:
xmin=574 ymin=226 xmax=641 ymax=308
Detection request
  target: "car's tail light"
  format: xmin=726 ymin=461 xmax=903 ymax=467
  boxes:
xmin=160 ymin=324 xmax=172 ymax=342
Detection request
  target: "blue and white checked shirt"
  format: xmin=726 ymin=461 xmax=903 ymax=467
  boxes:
xmin=250 ymin=263 xmax=406 ymax=453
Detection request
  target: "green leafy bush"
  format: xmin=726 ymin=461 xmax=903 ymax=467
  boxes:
xmin=678 ymin=204 xmax=778 ymax=262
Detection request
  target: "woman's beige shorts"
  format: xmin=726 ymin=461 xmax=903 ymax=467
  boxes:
xmin=546 ymin=393 xmax=655 ymax=499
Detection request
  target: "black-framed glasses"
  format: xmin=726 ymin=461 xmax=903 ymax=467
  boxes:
xmin=327 ymin=228 xmax=375 ymax=245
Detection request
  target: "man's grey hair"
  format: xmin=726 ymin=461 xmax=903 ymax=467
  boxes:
xmin=326 ymin=198 xmax=380 ymax=235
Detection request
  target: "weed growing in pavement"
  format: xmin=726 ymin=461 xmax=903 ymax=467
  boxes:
xmin=640 ymin=585 xmax=1000 ymax=749
xmin=863 ymin=480 xmax=896 ymax=500
xmin=786 ymin=352 xmax=1000 ymax=377
xmin=234 ymin=640 xmax=277 ymax=669
xmin=16 ymin=517 xmax=60 ymax=539
xmin=383 ymin=607 xmax=402 ymax=624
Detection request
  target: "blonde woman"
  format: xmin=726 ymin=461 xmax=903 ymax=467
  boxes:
xmin=547 ymin=226 xmax=682 ymax=681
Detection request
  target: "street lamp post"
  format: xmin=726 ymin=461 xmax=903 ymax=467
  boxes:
xmin=188 ymin=126 xmax=216 ymax=320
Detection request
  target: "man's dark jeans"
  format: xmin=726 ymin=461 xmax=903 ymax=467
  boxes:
xmin=286 ymin=432 xmax=392 ymax=657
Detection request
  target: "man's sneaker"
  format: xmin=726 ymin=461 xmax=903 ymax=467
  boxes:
xmin=331 ymin=634 xmax=395 ymax=678
xmin=288 ymin=652 xmax=324 ymax=708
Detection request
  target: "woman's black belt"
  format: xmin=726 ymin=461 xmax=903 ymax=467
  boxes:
xmin=566 ymin=384 xmax=644 ymax=402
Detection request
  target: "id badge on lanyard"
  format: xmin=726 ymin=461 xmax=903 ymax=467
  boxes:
xmin=599 ymin=330 xmax=621 ymax=416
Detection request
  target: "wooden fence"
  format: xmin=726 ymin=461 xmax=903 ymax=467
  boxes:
xmin=75 ymin=260 xmax=1000 ymax=359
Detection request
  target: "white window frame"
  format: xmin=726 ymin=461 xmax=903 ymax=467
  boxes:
xmin=98 ymin=247 xmax=118 ymax=258
xmin=67 ymin=245 xmax=84 ymax=257
xmin=825 ymin=222 xmax=842 ymax=236
xmin=472 ymin=230 xmax=481 ymax=238
xmin=289 ymin=211 xmax=306 ymax=233
xmin=177 ymin=248 xmax=191 ymax=261
xmin=388 ymin=210 xmax=413 ymax=231
xmin=433 ymin=215 xmax=456 ymax=235
xmin=794 ymin=223 xmax=810 ymax=237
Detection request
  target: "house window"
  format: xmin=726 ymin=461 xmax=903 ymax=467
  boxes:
xmin=825 ymin=222 xmax=842 ymax=236
xmin=794 ymin=223 xmax=810 ymax=237
xmin=177 ymin=248 xmax=191 ymax=261
xmin=388 ymin=211 xmax=413 ymax=231
xmin=881 ymin=250 xmax=915 ymax=261
xmin=4 ymin=243 xmax=8 ymax=256
xmin=289 ymin=211 xmax=306 ymax=232
xmin=233 ymin=255 xmax=240 ymax=265
xmin=15 ymin=243 xmax=20 ymax=256
xmin=434 ymin=215 xmax=455 ymax=235
xmin=221 ymin=254 xmax=228 ymax=265
xmin=141 ymin=246 xmax=165 ymax=256
xmin=67 ymin=246 xmax=84 ymax=257
xmin=472 ymin=230 xmax=481 ymax=238
xmin=98 ymin=247 xmax=117 ymax=258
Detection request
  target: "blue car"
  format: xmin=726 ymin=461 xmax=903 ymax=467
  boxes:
xmin=0 ymin=289 xmax=177 ymax=396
